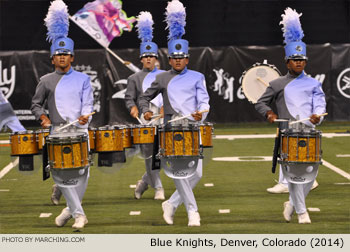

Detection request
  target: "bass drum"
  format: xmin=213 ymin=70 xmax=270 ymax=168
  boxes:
xmin=241 ymin=62 xmax=281 ymax=104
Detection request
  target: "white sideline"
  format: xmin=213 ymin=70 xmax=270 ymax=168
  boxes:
xmin=322 ymin=159 xmax=350 ymax=180
xmin=0 ymin=158 xmax=18 ymax=179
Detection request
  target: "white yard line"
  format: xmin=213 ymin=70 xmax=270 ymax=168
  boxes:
xmin=322 ymin=159 xmax=350 ymax=180
xmin=0 ymin=189 xmax=10 ymax=192
xmin=214 ymin=133 xmax=350 ymax=140
xmin=0 ymin=158 xmax=18 ymax=179
xmin=0 ymin=140 xmax=9 ymax=144
xmin=213 ymin=156 xmax=272 ymax=162
xmin=336 ymin=154 xmax=350 ymax=158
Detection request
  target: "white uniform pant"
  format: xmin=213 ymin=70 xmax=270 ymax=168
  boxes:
xmin=142 ymin=157 xmax=162 ymax=189
xmin=288 ymin=179 xmax=314 ymax=214
xmin=168 ymin=159 xmax=203 ymax=213
xmin=52 ymin=168 xmax=89 ymax=218
xmin=278 ymin=166 xmax=288 ymax=185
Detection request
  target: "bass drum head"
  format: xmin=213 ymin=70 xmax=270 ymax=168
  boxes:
xmin=242 ymin=63 xmax=281 ymax=104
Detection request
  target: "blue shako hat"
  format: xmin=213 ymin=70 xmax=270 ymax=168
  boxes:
xmin=44 ymin=0 xmax=74 ymax=57
xmin=165 ymin=0 xmax=189 ymax=58
xmin=136 ymin=11 xmax=158 ymax=58
xmin=280 ymin=8 xmax=307 ymax=60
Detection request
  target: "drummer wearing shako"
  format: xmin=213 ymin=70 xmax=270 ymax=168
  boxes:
xmin=139 ymin=0 xmax=210 ymax=227
xmin=125 ymin=11 xmax=165 ymax=201
xmin=255 ymin=8 xmax=326 ymax=224
xmin=31 ymin=0 xmax=93 ymax=229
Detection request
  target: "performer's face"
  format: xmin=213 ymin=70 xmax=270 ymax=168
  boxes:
xmin=140 ymin=56 xmax=157 ymax=70
xmin=52 ymin=54 xmax=74 ymax=72
xmin=169 ymin=57 xmax=189 ymax=72
xmin=287 ymin=59 xmax=307 ymax=75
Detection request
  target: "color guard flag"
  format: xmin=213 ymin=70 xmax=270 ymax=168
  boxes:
xmin=70 ymin=0 xmax=136 ymax=48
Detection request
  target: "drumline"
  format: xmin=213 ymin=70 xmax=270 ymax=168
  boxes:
xmin=8 ymin=122 xmax=215 ymax=174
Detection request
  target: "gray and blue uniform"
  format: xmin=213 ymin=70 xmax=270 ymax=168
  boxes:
xmin=0 ymin=91 xmax=25 ymax=132
xmin=255 ymin=71 xmax=326 ymax=214
xmin=139 ymin=67 xmax=210 ymax=214
xmin=31 ymin=67 xmax=93 ymax=218
xmin=125 ymin=67 xmax=164 ymax=189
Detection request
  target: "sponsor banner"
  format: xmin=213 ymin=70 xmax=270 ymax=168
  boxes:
xmin=0 ymin=44 xmax=349 ymax=127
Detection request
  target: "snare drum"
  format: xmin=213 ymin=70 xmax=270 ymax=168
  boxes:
xmin=280 ymin=129 xmax=322 ymax=164
xmin=46 ymin=132 xmax=89 ymax=169
xmin=36 ymin=129 xmax=50 ymax=151
xmin=132 ymin=125 xmax=155 ymax=145
xmin=95 ymin=125 xmax=123 ymax=152
xmin=199 ymin=122 xmax=213 ymax=148
xmin=88 ymin=127 xmax=96 ymax=152
xmin=158 ymin=124 xmax=201 ymax=158
xmin=10 ymin=131 xmax=38 ymax=156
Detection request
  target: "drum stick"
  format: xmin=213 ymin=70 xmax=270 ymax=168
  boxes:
xmin=151 ymin=114 xmax=161 ymax=118
xmin=135 ymin=116 xmax=143 ymax=124
xmin=256 ymin=77 xmax=269 ymax=87
xmin=274 ymin=119 xmax=289 ymax=122
xmin=289 ymin=113 xmax=328 ymax=125
xmin=146 ymin=115 xmax=162 ymax=125
xmin=167 ymin=109 xmax=210 ymax=123
xmin=55 ymin=112 xmax=96 ymax=132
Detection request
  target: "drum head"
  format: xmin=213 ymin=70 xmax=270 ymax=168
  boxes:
xmin=161 ymin=157 xmax=198 ymax=179
xmin=242 ymin=63 xmax=281 ymax=104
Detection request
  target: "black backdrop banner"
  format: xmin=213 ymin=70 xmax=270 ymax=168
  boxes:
xmin=0 ymin=44 xmax=349 ymax=127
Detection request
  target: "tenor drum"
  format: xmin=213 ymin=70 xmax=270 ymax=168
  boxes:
xmin=10 ymin=131 xmax=38 ymax=156
xmin=88 ymin=127 xmax=96 ymax=152
xmin=158 ymin=124 xmax=201 ymax=158
xmin=132 ymin=125 xmax=155 ymax=145
xmin=122 ymin=125 xmax=133 ymax=148
xmin=241 ymin=62 xmax=281 ymax=104
xmin=279 ymin=129 xmax=322 ymax=164
xmin=46 ymin=132 xmax=89 ymax=169
xmin=95 ymin=125 xmax=123 ymax=152
xmin=36 ymin=129 xmax=50 ymax=151
xmin=199 ymin=122 xmax=213 ymax=148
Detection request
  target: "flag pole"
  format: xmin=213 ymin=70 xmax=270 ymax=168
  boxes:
xmin=69 ymin=16 xmax=140 ymax=73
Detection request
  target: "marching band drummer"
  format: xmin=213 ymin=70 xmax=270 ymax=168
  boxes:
xmin=0 ymin=91 xmax=26 ymax=132
xmin=255 ymin=8 xmax=326 ymax=224
xmin=139 ymin=0 xmax=210 ymax=227
xmin=31 ymin=0 xmax=93 ymax=229
xmin=125 ymin=11 xmax=165 ymax=201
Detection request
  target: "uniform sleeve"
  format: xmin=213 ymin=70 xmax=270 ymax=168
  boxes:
xmin=255 ymin=85 xmax=275 ymax=117
xmin=81 ymin=76 xmax=94 ymax=117
xmin=124 ymin=76 xmax=137 ymax=111
xmin=312 ymin=82 xmax=327 ymax=123
xmin=5 ymin=117 xmax=26 ymax=132
xmin=139 ymin=79 xmax=162 ymax=114
xmin=195 ymin=76 xmax=210 ymax=121
xmin=31 ymin=80 xmax=47 ymax=120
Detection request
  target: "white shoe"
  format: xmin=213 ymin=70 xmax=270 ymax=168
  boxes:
xmin=51 ymin=184 xmax=62 ymax=205
xmin=188 ymin=211 xmax=201 ymax=227
xmin=154 ymin=188 xmax=165 ymax=200
xmin=283 ymin=201 xmax=294 ymax=222
xmin=162 ymin=200 xmax=175 ymax=225
xmin=72 ymin=214 xmax=88 ymax=229
xmin=311 ymin=180 xmax=319 ymax=191
xmin=267 ymin=183 xmax=289 ymax=194
xmin=55 ymin=208 xmax=72 ymax=227
xmin=298 ymin=212 xmax=311 ymax=224
xmin=134 ymin=180 xmax=148 ymax=199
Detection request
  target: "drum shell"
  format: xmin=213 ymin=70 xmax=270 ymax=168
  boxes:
xmin=88 ymin=128 xmax=96 ymax=152
xmin=123 ymin=127 xmax=133 ymax=148
xmin=132 ymin=126 xmax=155 ymax=145
xmin=280 ymin=130 xmax=322 ymax=163
xmin=95 ymin=128 xmax=123 ymax=152
xmin=46 ymin=133 xmax=89 ymax=169
xmin=10 ymin=131 xmax=38 ymax=155
xmin=199 ymin=123 xmax=213 ymax=148
xmin=36 ymin=129 xmax=50 ymax=151
xmin=159 ymin=125 xmax=200 ymax=158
